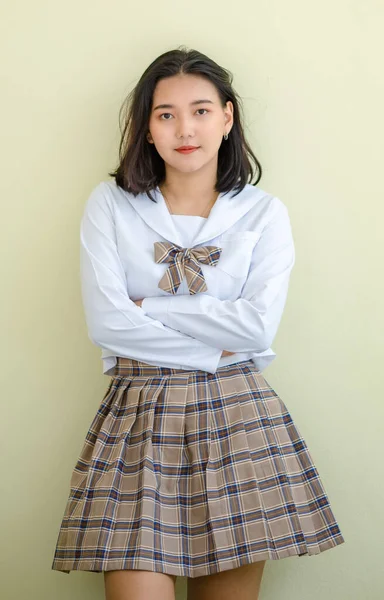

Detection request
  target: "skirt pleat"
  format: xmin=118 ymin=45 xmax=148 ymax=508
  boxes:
xmin=51 ymin=358 xmax=345 ymax=577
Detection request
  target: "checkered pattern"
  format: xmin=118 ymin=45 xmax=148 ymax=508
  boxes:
xmin=154 ymin=241 xmax=222 ymax=295
xmin=51 ymin=359 xmax=345 ymax=577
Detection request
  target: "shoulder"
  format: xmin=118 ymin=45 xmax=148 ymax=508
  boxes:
xmin=83 ymin=179 xmax=142 ymax=218
xmin=85 ymin=179 xmax=126 ymax=205
xmin=233 ymin=183 xmax=290 ymax=222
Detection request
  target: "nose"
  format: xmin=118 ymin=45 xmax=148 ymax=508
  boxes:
xmin=176 ymin=115 xmax=195 ymax=140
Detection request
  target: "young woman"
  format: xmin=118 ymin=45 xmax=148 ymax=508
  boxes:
xmin=51 ymin=47 xmax=345 ymax=600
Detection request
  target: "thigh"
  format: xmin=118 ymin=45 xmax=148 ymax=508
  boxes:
xmin=104 ymin=569 xmax=177 ymax=600
xmin=187 ymin=561 xmax=266 ymax=600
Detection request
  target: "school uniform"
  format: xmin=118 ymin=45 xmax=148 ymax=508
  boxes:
xmin=51 ymin=180 xmax=345 ymax=577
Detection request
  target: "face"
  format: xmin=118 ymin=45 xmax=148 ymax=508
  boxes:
xmin=147 ymin=73 xmax=233 ymax=175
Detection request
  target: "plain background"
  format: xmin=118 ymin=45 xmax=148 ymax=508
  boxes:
xmin=1 ymin=1 xmax=383 ymax=599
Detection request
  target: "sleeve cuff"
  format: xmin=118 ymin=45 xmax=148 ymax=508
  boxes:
xmin=187 ymin=339 xmax=223 ymax=374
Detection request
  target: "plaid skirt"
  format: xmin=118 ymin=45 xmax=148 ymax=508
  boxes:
xmin=51 ymin=358 xmax=345 ymax=578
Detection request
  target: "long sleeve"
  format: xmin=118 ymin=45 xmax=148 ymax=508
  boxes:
xmin=141 ymin=199 xmax=295 ymax=353
xmin=80 ymin=185 xmax=223 ymax=373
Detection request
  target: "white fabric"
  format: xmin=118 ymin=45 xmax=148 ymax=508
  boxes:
xmin=169 ymin=214 xmax=207 ymax=247
xmin=80 ymin=181 xmax=295 ymax=375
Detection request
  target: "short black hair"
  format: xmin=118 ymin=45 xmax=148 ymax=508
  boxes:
xmin=109 ymin=45 xmax=263 ymax=202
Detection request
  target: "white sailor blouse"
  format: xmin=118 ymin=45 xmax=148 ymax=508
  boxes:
xmin=80 ymin=180 xmax=296 ymax=375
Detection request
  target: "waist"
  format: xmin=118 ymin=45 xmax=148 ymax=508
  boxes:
xmin=114 ymin=356 xmax=255 ymax=378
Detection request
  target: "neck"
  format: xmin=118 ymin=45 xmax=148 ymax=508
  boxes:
xmin=159 ymin=158 xmax=218 ymax=207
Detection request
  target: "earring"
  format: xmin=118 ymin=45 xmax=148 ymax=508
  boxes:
xmin=223 ymin=132 xmax=229 ymax=140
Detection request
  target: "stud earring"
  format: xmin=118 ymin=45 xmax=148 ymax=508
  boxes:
xmin=223 ymin=132 xmax=229 ymax=140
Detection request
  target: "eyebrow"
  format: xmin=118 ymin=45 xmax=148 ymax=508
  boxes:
xmin=152 ymin=99 xmax=214 ymax=111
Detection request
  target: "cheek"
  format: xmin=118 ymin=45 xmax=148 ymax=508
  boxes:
xmin=202 ymin=125 xmax=225 ymax=150
xmin=149 ymin=133 xmax=174 ymax=161
xmin=149 ymin=123 xmax=167 ymax=145
xmin=149 ymin=118 xmax=168 ymax=141
xmin=155 ymin=130 xmax=179 ymax=154
xmin=206 ymin=114 xmax=225 ymax=133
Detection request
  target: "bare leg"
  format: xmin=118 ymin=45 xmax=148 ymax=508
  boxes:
xmin=187 ymin=561 xmax=266 ymax=600
xmin=104 ymin=570 xmax=177 ymax=600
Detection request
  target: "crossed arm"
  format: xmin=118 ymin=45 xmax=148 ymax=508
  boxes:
xmin=80 ymin=184 xmax=294 ymax=371
xmin=133 ymin=299 xmax=235 ymax=357
xmin=135 ymin=200 xmax=295 ymax=355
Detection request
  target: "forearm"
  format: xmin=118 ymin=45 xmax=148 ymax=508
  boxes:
xmin=141 ymin=294 xmax=277 ymax=353
xmin=134 ymin=299 xmax=235 ymax=357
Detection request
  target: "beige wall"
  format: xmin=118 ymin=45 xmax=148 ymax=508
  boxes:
xmin=2 ymin=1 xmax=383 ymax=598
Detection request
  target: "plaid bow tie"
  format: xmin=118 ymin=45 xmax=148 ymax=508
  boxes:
xmin=154 ymin=241 xmax=222 ymax=295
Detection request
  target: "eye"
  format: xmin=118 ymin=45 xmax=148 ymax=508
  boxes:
xmin=159 ymin=109 xmax=209 ymax=120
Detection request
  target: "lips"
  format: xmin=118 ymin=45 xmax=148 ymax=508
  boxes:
xmin=175 ymin=146 xmax=200 ymax=154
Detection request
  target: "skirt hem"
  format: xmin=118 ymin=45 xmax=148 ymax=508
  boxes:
xmin=51 ymin=534 xmax=345 ymax=578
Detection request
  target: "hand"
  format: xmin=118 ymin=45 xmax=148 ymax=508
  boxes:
xmin=134 ymin=299 xmax=144 ymax=308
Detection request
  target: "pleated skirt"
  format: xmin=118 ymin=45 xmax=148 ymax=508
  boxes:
xmin=51 ymin=358 xmax=345 ymax=578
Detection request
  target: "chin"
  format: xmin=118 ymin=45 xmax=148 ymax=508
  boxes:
xmin=164 ymin=156 xmax=206 ymax=172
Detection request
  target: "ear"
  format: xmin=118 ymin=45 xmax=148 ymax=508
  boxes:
xmin=224 ymin=101 xmax=234 ymax=130
xmin=147 ymin=132 xmax=154 ymax=143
